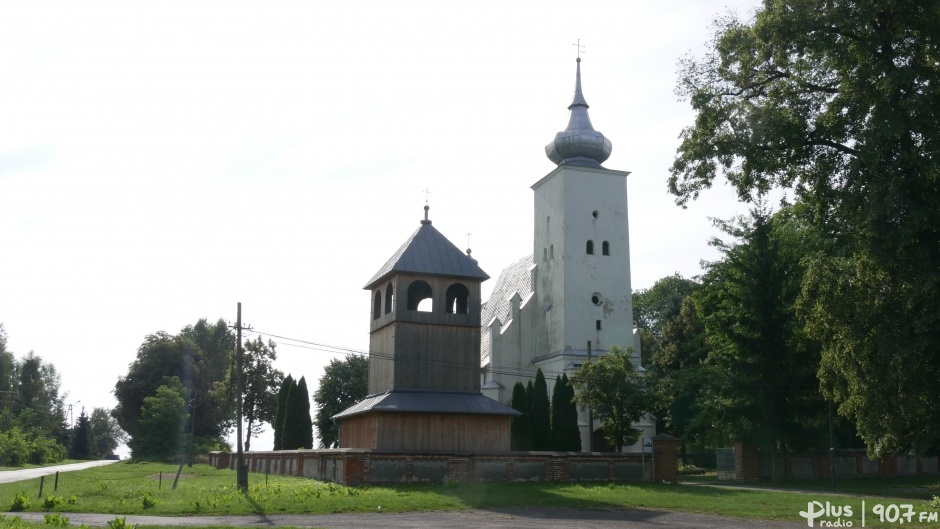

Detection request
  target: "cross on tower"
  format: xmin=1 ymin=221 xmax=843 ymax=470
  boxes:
xmin=572 ymin=39 xmax=585 ymax=58
xmin=423 ymin=188 xmax=431 ymax=205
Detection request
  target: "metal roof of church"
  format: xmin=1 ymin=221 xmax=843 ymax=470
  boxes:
xmin=480 ymin=254 xmax=534 ymax=364
xmin=364 ymin=206 xmax=489 ymax=289
xmin=331 ymin=390 xmax=520 ymax=419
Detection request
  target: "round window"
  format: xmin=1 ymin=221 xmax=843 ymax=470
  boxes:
xmin=592 ymin=210 xmax=599 ymax=219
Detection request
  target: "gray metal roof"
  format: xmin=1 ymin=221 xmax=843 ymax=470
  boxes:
xmin=480 ymin=254 xmax=534 ymax=364
xmin=332 ymin=390 xmax=520 ymax=419
xmin=544 ymin=58 xmax=612 ymax=168
xmin=364 ymin=211 xmax=489 ymax=289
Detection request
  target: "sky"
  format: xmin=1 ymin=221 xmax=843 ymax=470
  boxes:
xmin=0 ymin=0 xmax=761 ymax=454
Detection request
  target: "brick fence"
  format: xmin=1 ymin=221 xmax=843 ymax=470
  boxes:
xmin=209 ymin=438 xmax=678 ymax=486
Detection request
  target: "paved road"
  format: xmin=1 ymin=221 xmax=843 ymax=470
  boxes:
xmin=6 ymin=507 xmax=806 ymax=528
xmin=0 ymin=460 xmax=119 ymax=484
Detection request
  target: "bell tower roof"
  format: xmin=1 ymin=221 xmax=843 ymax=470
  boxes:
xmin=544 ymin=58 xmax=612 ymax=168
xmin=364 ymin=206 xmax=489 ymax=289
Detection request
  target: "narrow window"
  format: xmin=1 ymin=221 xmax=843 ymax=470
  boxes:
xmin=602 ymin=241 xmax=610 ymax=256
xmin=407 ymin=280 xmax=433 ymax=312
xmin=586 ymin=240 xmax=595 ymax=255
xmin=543 ymin=248 xmax=548 ymax=262
xmin=596 ymin=320 xmax=602 ymax=330
xmin=384 ymin=283 xmax=394 ymax=314
xmin=373 ymin=291 xmax=382 ymax=320
xmin=445 ymin=283 xmax=470 ymax=314
xmin=550 ymin=244 xmax=554 ymax=259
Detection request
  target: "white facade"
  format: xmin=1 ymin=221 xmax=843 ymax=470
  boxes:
xmin=480 ymin=59 xmax=654 ymax=452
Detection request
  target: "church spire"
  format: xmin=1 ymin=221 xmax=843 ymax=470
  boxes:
xmin=544 ymin=57 xmax=613 ymax=168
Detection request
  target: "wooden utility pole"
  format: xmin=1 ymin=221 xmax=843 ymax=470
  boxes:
xmin=587 ymin=340 xmax=593 ymax=452
xmin=235 ymin=302 xmax=248 ymax=491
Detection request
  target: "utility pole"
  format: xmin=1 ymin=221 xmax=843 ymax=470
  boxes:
xmin=587 ymin=340 xmax=593 ymax=452
xmin=235 ymin=302 xmax=249 ymax=491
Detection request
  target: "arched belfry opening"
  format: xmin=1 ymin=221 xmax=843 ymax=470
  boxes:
xmin=384 ymin=283 xmax=394 ymax=314
xmin=445 ymin=283 xmax=470 ymax=314
xmin=407 ymin=280 xmax=433 ymax=312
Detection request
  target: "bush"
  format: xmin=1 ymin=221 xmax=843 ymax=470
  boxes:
xmin=677 ymin=462 xmax=709 ymax=476
xmin=10 ymin=492 xmax=30 ymax=512
xmin=106 ymin=517 xmax=134 ymax=529
xmin=42 ymin=495 xmax=64 ymax=511
xmin=43 ymin=513 xmax=70 ymax=527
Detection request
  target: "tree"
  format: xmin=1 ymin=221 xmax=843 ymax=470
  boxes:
xmin=12 ymin=352 xmax=65 ymax=437
xmin=238 ymin=336 xmax=283 ymax=452
xmin=89 ymin=407 xmax=126 ymax=458
xmin=70 ymin=409 xmax=93 ymax=459
xmin=509 ymin=381 xmax=530 ymax=450
xmin=279 ymin=377 xmax=312 ymax=451
xmin=529 ymin=369 xmax=552 ymax=451
xmin=633 ymin=273 xmax=698 ymax=367
xmin=571 ymin=346 xmax=652 ymax=452
xmin=671 ymin=0 xmax=940 ymax=456
xmin=113 ymin=319 xmax=235 ymax=458
xmin=694 ymin=207 xmax=825 ymax=461
xmin=551 ymin=374 xmax=581 ymax=451
xmin=273 ymin=374 xmax=293 ymax=450
xmin=313 ymin=356 xmax=367 ymax=448
xmin=130 ymin=378 xmax=188 ymax=459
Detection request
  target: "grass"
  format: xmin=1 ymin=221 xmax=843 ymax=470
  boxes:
xmin=0 ymin=461 xmax=937 ymax=528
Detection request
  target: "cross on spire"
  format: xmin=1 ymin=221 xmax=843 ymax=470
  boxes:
xmin=572 ymin=38 xmax=585 ymax=59
xmin=423 ymin=187 xmax=431 ymax=205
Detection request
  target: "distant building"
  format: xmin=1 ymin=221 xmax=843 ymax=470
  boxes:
xmin=480 ymin=58 xmax=654 ymax=451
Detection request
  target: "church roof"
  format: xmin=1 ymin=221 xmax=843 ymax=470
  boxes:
xmin=364 ymin=206 xmax=489 ymax=289
xmin=544 ymin=58 xmax=612 ymax=168
xmin=480 ymin=254 xmax=534 ymax=364
xmin=331 ymin=390 xmax=520 ymax=419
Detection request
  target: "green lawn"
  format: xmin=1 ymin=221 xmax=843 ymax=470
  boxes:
xmin=0 ymin=461 xmax=937 ymax=528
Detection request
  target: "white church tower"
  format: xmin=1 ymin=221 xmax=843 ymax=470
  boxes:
xmin=481 ymin=57 xmax=651 ymax=451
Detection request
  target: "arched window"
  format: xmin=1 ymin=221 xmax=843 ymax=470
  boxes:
xmin=384 ymin=283 xmax=394 ymax=314
xmin=602 ymin=241 xmax=610 ymax=255
xmin=407 ymin=280 xmax=433 ymax=312
xmin=543 ymin=248 xmax=548 ymax=262
xmin=586 ymin=240 xmax=595 ymax=255
xmin=445 ymin=283 xmax=470 ymax=314
xmin=550 ymin=244 xmax=554 ymax=259
xmin=373 ymin=291 xmax=382 ymax=320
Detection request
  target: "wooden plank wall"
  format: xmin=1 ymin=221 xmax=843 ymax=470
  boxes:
xmin=338 ymin=414 xmax=377 ymax=449
xmin=374 ymin=413 xmax=510 ymax=451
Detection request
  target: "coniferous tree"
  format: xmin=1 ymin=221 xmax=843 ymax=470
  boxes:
xmin=272 ymin=374 xmax=293 ymax=450
xmin=529 ymin=369 xmax=552 ymax=450
xmin=296 ymin=376 xmax=313 ymax=450
xmin=69 ymin=409 xmax=93 ymax=459
xmin=509 ymin=381 xmax=530 ymax=450
xmin=551 ymin=374 xmax=581 ymax=451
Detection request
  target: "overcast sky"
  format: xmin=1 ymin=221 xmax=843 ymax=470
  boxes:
xmin=1 ymin=0 xmax=760 ymax=454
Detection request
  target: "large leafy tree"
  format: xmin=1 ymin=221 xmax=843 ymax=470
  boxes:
xmin=633 ymin=273 xmax=698 ymax=367
xmin=571 ymin=346 xmax=653 ymax=452
xmin=671 ymin=0 xmax=940 ymax=457
xmin=131 ymin=378 xmax=188 ymax=459
xmin=237 ymin=336 xmax=283 ymax=452
xmin=113 ymin=319 xmax=235 ymax=457
xmin=89 ymin=407 xmax=126 ymax=458
xmin=313 ymin=356 xmax=367 ymax=448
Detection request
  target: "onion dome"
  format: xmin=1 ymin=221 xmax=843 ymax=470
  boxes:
xmin=544 ymin=58 xmax=612 ymax=168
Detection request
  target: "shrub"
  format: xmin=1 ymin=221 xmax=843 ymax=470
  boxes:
xmin=106 ymin=517 xmax=134 ymax=529
xmin=9 ymin=492 xmax=31 ymax=512
xmin=43 ymin=513 xmax=70 ymax=526
xmin=141 ymin=493 xmax=157 ymax=509
xmin=42 ymin=495 xmax=64 ymax=511
xmin=677 ymin=462 xmax=708 ymax=476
